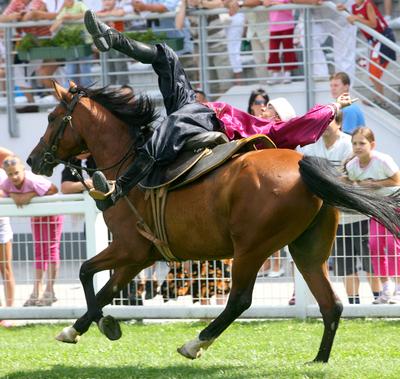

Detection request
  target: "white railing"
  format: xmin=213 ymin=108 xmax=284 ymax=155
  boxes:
xmin=0 ymin=193 xmax=400 ymax=320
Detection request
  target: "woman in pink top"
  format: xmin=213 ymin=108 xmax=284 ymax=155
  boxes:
xmin=264 ymin=0 xmax=298 ymax=84
xmin=0 ymin=155 xmax=64 ymax=307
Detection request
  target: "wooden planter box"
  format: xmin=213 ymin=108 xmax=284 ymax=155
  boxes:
xmin=18 ymin=44 xmax=92 ymax=61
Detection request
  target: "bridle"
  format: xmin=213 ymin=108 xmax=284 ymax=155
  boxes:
xmin=38 ymin=87 xmax=136 ymax=175
xmin=39 ymin=87 xmax=86 ymax=167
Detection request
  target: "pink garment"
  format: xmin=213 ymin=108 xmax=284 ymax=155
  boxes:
xmin=0 ymin=170 xmax=51 ymax=196
xmin=269 ymin=0 xmax=294 ymax=32
xmin=31 ymin=215 xmax=64 ymax=270
xmin=369 ymin=219 xmax=400 ymax=277
xmin=207 ymin=102 xmax=335 ymax=149
xmin=0 ymin=170 xmax=64 ymax=272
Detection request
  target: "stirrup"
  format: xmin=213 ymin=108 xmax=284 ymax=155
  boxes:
xmin=89 ymin=181 xmax=116 ymax=200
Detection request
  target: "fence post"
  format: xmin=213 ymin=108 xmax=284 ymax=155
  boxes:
xmin=303 ymin=8 xmax=314 ymax=109
xmin=198 ymin=13 xmax=210 ymax=96
xmin=4 ymin=25 xmax=19 ymax=137
xmin=83 ymin=192 xmax=110 ymax=292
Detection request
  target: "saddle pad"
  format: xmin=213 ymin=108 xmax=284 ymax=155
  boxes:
xmin=139 ymin=134 xmax=276 ymax=190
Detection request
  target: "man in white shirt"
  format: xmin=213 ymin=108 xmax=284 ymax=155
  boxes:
xmin=298 ymin=110 xmax=353 ymax=167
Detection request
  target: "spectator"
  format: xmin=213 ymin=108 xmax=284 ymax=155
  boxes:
xmin=134 ymin=0 xmax=193 ymax=56
xmin=50 ymin=0 xmax=92 ymax=87
xmin=298 ymin=111 xmax=376 ymax=305
xmin=194 ymin=89 xmax=208 ymax=103
xmin=0 ymin=155 xmax=63 ymax=307
xmin=345 ymin=0 xmax=392 ymax=108
xmin=244 ymin=1 xmax=269 ymax=82
xmin=383 ymin=0 xmax=392 ymax=22
xmin=183 ymin=0 xmax=244 ymax=91
xmin=264 ymin=0 xmax=298 ymax=85
xmin=247 ymin=88 xmax=269 ymax=115
xmin=293 ymin=0 xmax=357 ymax=79
xmin=61 ymin=153 xmax=96 ymax=194
xmin=299 ymin=109 xmax=353 ymax=164
xmin=96 ymin=0 xmax=129 ymax=86
xmin=329 ymin=72 xmax=365 ymax=135
xmin=0 ymin=147 xmax=15 ymax=327
xmin=22 ymin=0 xmax=66 ymax=98
xmin=0 ymin=0 xmax=42 ymax=112
xmin=344 ymin=127 xmax=400 ymax=304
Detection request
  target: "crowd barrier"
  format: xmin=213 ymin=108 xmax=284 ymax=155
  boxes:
xmin=0 ymin=193 xmax=400 ymax=320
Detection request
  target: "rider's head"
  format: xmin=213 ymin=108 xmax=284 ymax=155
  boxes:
xmin=264 ymin=97 xmax=296 ymax=122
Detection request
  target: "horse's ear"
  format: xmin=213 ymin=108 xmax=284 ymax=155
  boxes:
xmin=68 ymin=80 xmax=78 ymax=91
xmin=53 ymin=81 xmax=68 ymax=101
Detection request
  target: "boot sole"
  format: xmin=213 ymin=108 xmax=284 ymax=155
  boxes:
xmin=92 ymin=171 xmax=111 ymax=193
xmin=84 ymin=10 xmax=111 ymax=51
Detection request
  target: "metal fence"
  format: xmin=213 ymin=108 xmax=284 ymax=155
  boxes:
xmin=1 ymin=193 xmax=400 ymax=321
xmin=1 ymin=3 xmax=399 ymax=136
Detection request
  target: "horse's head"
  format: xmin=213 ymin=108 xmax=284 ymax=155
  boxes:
xmin=27 ymin=80 xmax=88 ymax=176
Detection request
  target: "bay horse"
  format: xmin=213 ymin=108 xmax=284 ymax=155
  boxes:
xmin=27 ymin=82 xmax=400 ymax=363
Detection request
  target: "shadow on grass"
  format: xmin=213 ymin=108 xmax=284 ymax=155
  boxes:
xmin=6 ymin=363 xmax=332 ymax=379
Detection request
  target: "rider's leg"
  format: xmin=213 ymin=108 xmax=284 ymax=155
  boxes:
xmin=90 ymin=151 xmax=155 ymax=211
xmin=84 ymin=10 xmax=195 ymax=114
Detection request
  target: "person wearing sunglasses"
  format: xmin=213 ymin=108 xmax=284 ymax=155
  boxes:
xmin=247 ymin=88 xmax=270 ymax=116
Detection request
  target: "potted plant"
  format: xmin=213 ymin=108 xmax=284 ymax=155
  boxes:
xmin=17 ymin=29 xmax=92 ymax=61
xmin=123 ymin=29 xmax=184 ymax=51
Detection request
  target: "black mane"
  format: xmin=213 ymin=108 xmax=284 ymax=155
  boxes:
xmin=75 ymin=85 xmax=158 ymax=140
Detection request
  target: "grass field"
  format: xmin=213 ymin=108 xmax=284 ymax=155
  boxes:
xmin=1 ymin=319 xmax=400 ymax=379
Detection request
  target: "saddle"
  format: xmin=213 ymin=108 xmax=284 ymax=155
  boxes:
xmin=139 ymin=132 xmax=276 ymax=190
xmin=134 ymin=132 xmax=276 ymax=262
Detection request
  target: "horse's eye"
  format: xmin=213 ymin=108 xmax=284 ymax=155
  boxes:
xmin=48 ymin=114 xmax=56 ymax=123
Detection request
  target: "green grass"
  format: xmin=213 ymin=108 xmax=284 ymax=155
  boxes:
xmin=1 ymin=319 xmax=400 ymax=378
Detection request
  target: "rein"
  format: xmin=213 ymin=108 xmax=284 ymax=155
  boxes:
xmin=40 ymin=87 xmax=137 ymax=177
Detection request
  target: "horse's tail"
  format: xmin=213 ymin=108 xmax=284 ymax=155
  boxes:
xmin=298 ymin=155 xmax=400 ymax=236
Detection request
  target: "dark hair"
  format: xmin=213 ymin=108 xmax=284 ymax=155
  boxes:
xmin=247 ymin=88 xmax=269 ymax=115
xmin=194 ymin=89 xmax=208 ymax=102
xmin=330 ymin=72 xmax=351 ymax=86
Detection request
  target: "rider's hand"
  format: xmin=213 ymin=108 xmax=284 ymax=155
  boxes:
xmin=335 ymin=93 xmax=357 ymax=109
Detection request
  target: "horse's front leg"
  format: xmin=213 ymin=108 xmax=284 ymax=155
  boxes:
xmin=55 ymin=241 xmax=150 ymax=343
xmin=178 ymin=256 xmax=261 ymax=359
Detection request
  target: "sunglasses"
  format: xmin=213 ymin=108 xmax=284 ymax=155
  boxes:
xmin=3 ymin=158 xmax=18 ymax=168
xmin=253 ymin=99 xmax=266 ymax=106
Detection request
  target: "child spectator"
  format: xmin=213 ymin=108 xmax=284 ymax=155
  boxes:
xmin=0 ymin=155 xmax=64 ymax=307
xmin=264 ymin=0 xmax=298 ymax=84
xmin=344 ymin=127 xmax=400 ymax=304
xmin=50 ymin=0 xmax=92 ymax=87
xmin=345 ymin=0 xmax=392 ymax=107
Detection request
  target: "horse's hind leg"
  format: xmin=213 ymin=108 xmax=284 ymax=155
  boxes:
xmin=289 ymin=205 xmax=343 ymax=363
xmin=178 ymin=255 xmax=263 ymax=359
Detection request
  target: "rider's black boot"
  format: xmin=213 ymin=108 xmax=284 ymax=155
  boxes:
xmin=84 ymin=10 xmax=157 ymax=64
xmin=90 ymin=151 xmax=155 ymax=211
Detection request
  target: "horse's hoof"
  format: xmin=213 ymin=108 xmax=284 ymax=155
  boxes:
xmin=55 ymin=326 xmax=80 ymax=344
xmin=98 ymin=315 xmax=122 ymax=341
xmin=177 ymin=336 xmax=215 ymax=360
xmin=177 ymin=345 xmax=199 ymax=360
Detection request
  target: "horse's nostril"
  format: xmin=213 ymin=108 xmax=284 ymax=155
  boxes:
xmin=26 ymin=157 xmax=32 ymax=167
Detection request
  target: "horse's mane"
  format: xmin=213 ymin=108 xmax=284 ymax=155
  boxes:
xmin=76 ymin=85 xmax=158 ymax=140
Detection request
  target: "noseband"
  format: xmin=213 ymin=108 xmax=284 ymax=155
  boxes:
xmin=40 ymin=87 xmax=85 ymax=166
